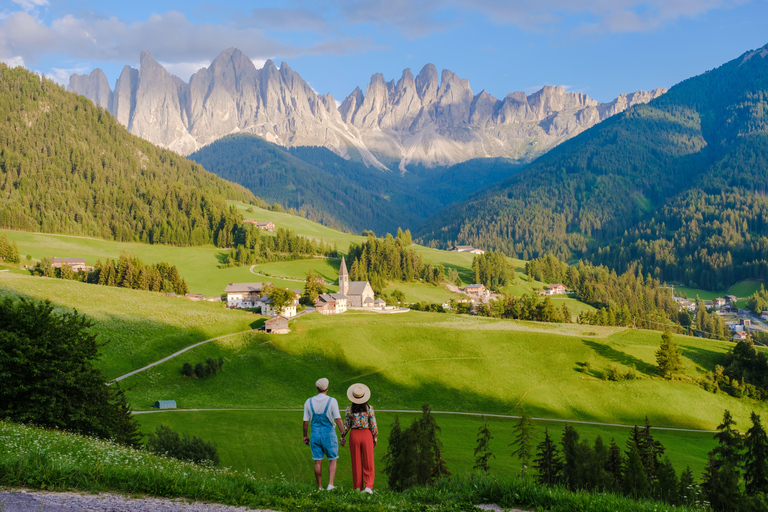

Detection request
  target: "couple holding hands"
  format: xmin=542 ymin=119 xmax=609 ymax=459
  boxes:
xmin=302 ymin=378 xmax=377 ymax=493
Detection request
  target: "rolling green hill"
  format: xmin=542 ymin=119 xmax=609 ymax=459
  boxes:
xmin=0 ymin=64 xmax=255 ymax=246
xmin=417 ymin=43 xmax=768 ymax=291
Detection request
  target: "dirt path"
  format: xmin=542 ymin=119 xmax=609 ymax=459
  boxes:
xmin=111 ymin=328 xmax=259 ymax=383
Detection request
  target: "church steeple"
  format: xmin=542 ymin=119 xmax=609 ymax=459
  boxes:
xmin=338 ymin=256 xmax=349 ymax=296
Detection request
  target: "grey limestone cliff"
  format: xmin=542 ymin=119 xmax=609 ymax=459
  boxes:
xmin=68 ymin=49 xmax=666 ymax=170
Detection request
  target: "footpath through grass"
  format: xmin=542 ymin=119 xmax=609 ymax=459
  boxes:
xmin=0 ymin=273 xmax=260 ymax=379
xmin=0 ymin=420 xmax=706 ymax=512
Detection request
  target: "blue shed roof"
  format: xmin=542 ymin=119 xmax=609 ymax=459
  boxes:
xmin=154 ymin=400 xmax=177 ymax=409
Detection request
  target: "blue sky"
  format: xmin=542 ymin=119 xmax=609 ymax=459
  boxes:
xmin=1 ymin=0 xmax=767 ymax=103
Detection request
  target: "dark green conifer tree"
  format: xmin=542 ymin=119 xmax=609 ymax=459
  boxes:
xmin=744 ymin=412 xmax=768 ymax=495
xmin=622 ymin=442 xmax=651 ymax=499
xmin=533 ymin=428 xmax=562 ymax=486
xmin=512 ymin=408 xmax=536 ymax=478
xmin=474 ymin=416 xmax=494 ymax=475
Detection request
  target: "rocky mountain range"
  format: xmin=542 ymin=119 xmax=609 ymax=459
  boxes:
xmin=69 ymin=48 xmax=665 ymax=170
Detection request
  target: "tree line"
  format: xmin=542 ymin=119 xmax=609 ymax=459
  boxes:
xmin=33 ymin=253 xmax=189 ymax=296
xmin=347 ymin=230 xmax=447 ymax=293
xmin=222 ymin=225 xmax=337 ymax=268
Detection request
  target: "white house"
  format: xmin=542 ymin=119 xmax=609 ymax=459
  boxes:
xmin=314 ymin=293 xmax=348 ymax=314
xmin=258 ymin=294 xmax=298 ymax=318
xmin=546 ymin=284 xmax=567 ymax=295
xmin=225 ymin=282 xmax=271 ymax=309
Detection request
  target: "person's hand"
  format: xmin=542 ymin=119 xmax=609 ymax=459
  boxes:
xmin=303 ymin=436 xmax=310 ymax=445
xmin=373 ymin=439 xmax=377 ymax=449
xmin=340 ymin=437 xmax=346 ymax=447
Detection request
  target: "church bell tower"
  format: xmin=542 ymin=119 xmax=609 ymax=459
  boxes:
xmin=338 ymin=256 xmax=349 ymax=296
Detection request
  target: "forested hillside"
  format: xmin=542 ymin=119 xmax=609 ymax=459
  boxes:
xmin=190 ymin=134 xmax=520 ymax=234
xmin=0 ymin=64 xmax=255 ymax=245
xmin=417 ymin=44 xmax=768 ymax=290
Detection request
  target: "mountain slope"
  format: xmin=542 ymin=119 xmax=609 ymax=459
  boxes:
xmin=189 ymin=134 xmax=522 ymax=234
xmin=0 ymin=64 xmax=255 ymax=245
xmin=416 ymin=43 xmax=768 ymax=290
xmin=68 ymin=48 xmax=664 ymax=169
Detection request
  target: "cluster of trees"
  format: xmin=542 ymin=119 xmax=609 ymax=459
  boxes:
xmin=0 ymin=233 xmax=19 ymax=263
xmin=383 ymin=405 xmax=451 ymax=491
xmin=33 ymin=254 xmax=189 ymax=296
xmin=348 ymin=231 xmax=446 ymax=293
xmin=699 ymin=340 xmax=768 ymax=401
xmin=221 ymin=225 xmax=337 ymax=268
xmin=748 ymin=285 xmax=768 ymax=315
xmin=182 ymin=358 xmax=224 ymax=379
xmin=471 ymin=251 xmax=515 ymax=290
xmin=0 ymin=65 xmax=255 ymax=246
xmin=145 ymin=425 xmax=219 ymax=466
xmin=526 ymin=255 xmax=679 ymax=329
xmin=0 ymin=297 xmax=141 ymax=446
xmin=479 ymin=294 xmax=572 ymax=323
xmin=690 ymin=301 xmax=730 ymax=340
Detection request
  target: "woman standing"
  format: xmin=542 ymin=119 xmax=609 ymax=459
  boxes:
xmin=340 ymin=383 xmax=377 ymax=493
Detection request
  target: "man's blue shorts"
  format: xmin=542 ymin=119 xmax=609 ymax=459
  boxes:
xmin=311 ymin=430 xmax=339 ymax=461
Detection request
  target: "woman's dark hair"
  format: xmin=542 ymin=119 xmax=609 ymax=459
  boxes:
xmin=351 ymin=402 xmax=369 ymax=414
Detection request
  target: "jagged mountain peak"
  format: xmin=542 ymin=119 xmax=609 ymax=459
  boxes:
xmin=69 ymin=49 xmax=665 ymax=169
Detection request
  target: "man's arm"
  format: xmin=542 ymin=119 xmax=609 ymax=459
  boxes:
xmin=303 ymin=420 xmax=309 ymax=445
xmin=336 ymin=417 xmax=346 ymax=447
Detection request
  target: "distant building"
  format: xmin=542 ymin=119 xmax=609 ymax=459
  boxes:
xmin=258 ymin=294 xmax=298 ymax=318
xmin=726 ymin=295 xmax=738 ymax=304
xmin=448 ymin=245 xmax=485 ymax=254
xmin=265 ymin=315 xmax=290 ymax=334
xmin=338 ymin=257 xmax=376 ymax=307
xmin=713 ymin=298 xmax=726 ymax=308
xmin=154 ymin=400 xmax=177 ymax=409
xmin=374 ymin=298 xmax=387 ymax=309
xmin=762 ymin=311 xmax=768 ymax=320
xmin=225 ymin=282 xmax=271 ymax=308
xmin=546 ymin=284 xmax=567 ymax=295
xmin=314 ymin=293 xmax=348 ymax=314
xmin=464 ymin=284 xmax=488 ymax=299
xmin=185 ymin=293 xmax=205 ymax=301
xmin=51 ymin=257 xmax=93 ymax=272
xmin=733 ymin=331 xmax=749 ymax=341
xmin=243 ymin=220 xmax=276 ymax=231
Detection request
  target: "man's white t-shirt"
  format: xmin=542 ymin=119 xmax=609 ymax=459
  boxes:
xmin=303 ymin=394 xmax=341 ymax=424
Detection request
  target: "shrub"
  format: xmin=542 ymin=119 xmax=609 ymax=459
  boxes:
xmin=181 ymin=363 xmax=194 ymax=377
xmin=145 ymin=425 xmax=219 ymax=466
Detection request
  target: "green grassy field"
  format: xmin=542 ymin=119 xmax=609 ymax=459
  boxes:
xmin=0 ymin=273 xmax=260 ymax=380
xmin=134 ymin=409 xmax=717 ymax=483
xmin=672 ymin=280 xmax=764 ymax=304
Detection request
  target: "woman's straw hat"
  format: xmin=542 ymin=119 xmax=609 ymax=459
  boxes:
xmin=347 ymin=383 xmax=371 ymax=404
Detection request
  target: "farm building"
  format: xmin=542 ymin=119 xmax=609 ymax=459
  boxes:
xmin=726 ymin=295 xmax=738 ymax=304
xmin=257 ymin=295 xmax=298 ymax=318
xmin=243 ymin=220 xmax=276 ymax=231
xmin=314 ymin=293 xmax=348 ymax=314
xmin=546 ymin=284 xmax=567 ymax=295
xmin=225 ymin=282 xmax=271 ymax=308
xmin=265 ymin=315 xmax=290 ymax=334
xmin=713 ymin=298 xmax=726 ymax=308
xmin=51 ymin=257 xmax=93 ymax=272
xmin=154 ymin=400 xmax=177 ymax=409
xmin=464 ymin=284 xmax=488 ymax=299
xmin=448 ymin=245 xmax=485 ymax=254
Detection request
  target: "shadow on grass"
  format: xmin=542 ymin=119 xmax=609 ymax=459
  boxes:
xmin=582 ymin=339 xmax=656 ymax=376
xmin=681 ymin=345 xmax=727 ymax=373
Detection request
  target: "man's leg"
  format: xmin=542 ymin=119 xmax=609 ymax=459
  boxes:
xmin=314 ymin=459 xmax=323 ymax=488
xmin=328 ymin=458 xmax=338 ymax=487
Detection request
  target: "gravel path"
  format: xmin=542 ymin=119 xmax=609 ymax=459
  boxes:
xmin=0 ymin=489 xmax=277 ymax=512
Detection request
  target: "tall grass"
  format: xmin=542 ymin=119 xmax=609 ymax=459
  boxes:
xmin=0 ymin=421 xmax=704 ymax=512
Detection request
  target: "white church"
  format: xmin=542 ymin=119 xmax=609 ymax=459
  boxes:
xmin=338 ymin=257 xmax=376 ymax=308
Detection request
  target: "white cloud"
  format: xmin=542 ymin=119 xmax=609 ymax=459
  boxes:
xmin=48 ymin=63 xmax=90 ymax=85
xmin=159 ymin=60 xmax=213 ymax=80
xmin=1 ymin=55 xmax=24 ymax=68
xmin=11 ymin=0 xmax=48 ymax=12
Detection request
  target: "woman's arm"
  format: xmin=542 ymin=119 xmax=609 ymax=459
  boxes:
xmin=369 ymin=406 xmax=378 ymax=447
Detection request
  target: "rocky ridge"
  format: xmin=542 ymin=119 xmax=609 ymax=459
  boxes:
xmin=69 ymin=48 xmax=666 ymax=170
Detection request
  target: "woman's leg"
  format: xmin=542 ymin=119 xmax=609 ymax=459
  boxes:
xmin=360 ymin=429 xmax=375 ymax=489
xmin=349 ymin=430 xmax=363 ymax=490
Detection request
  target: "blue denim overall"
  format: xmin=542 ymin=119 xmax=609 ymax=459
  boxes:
xmin=310 ymin=397 xmax=338 ymax=460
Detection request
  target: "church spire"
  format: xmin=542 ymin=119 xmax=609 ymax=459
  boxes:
xmin=339 ymin=256 xmax=349 ymax=296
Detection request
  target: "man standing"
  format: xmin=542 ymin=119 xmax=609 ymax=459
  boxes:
xmin=303 ymin=377 xmax=344 ymax=490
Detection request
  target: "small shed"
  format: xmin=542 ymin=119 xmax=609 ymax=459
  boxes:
xmin=154 ymin=400 xmax=177 ymax=409
xmin=265 ymin=315 xmax=290 ymax=334
xmin=374 ymin=298 xmax=387 ymax=309
xmin=726 ymin=295 xmax=738 ymax=304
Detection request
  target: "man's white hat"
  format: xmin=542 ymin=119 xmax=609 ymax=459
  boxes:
xmin=316 ymin=377 xmax=329 ymax=391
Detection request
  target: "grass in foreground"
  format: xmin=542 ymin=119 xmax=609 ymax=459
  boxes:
xmin=134 ymin=410 xmax=717 ymax=481
xmin=0 ymin=420 xmax=705 ymax=512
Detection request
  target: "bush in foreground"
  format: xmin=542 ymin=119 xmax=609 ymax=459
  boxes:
xmin=0 ymin=420 xmax=707 ymax=512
